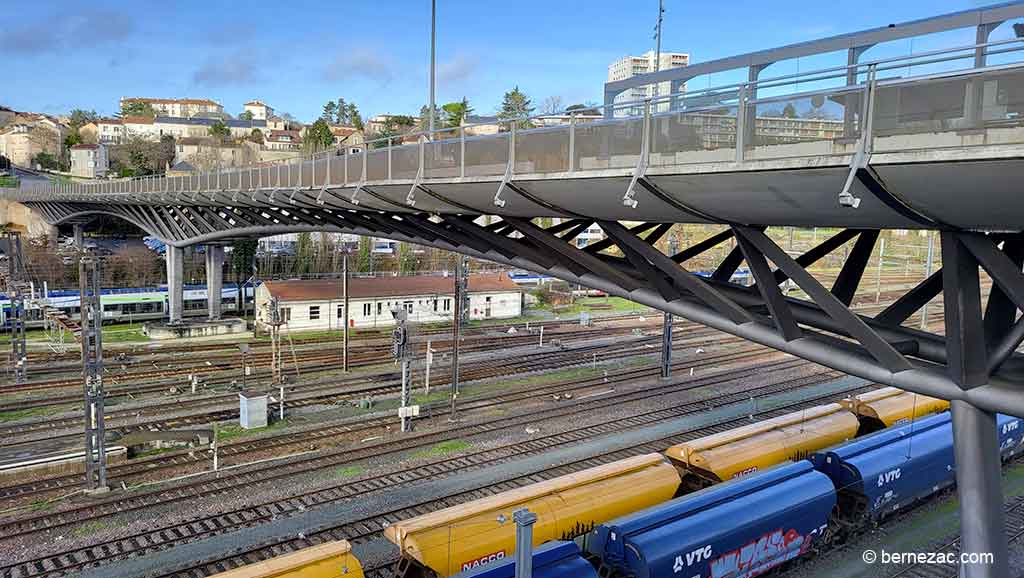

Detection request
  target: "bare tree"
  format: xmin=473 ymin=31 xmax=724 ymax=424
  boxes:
xmin=541 ymin=96 xmax=564 ymax=115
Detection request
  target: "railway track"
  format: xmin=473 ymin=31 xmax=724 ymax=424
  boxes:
xmin=0 ymin=366 xmax=860 ymax=578
xmin=0 ymin=329 xmax=727 ymax=445
xmin=884 ymin=493 xmax=1024 ymax=578
xmin=0 ymin=344 xmax=780 ymax=504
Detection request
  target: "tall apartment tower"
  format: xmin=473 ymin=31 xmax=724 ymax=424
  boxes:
xmin=607 ymin=50 xmax=689 ymax=111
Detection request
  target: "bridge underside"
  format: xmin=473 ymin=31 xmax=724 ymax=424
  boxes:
xmin=28 ymin=201 xmax=1024 ymax=574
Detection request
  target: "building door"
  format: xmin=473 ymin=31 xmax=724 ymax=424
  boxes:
xmin=485 ymin=296 xmax=492 ymax=318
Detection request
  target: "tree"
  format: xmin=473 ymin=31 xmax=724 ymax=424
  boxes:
xmin=304 ymin=119 xmax=334 ymax=153
xmin=498 ymin=86 xmax=535 ymax=129
xmin=208 ymin=120 xmax=231 ymax=140
xmin=322 ymin=101 xmax=337 ymax=123
xmin=121 ymin=101 xmax=156 ymax=118
xmin=238 ymin=110 xmax=255 ymax=121
xmin=442 ymin=97 xmax=473 ymax=128
xmin=335 ymin=98 xmax=348 ymax=125
xmin=68 ymin=109 xmax=98 ymax=130
xmin=64 ymin=131 xmax=82 ymax=149
xmin=418 ymin=105 xmax=442 ymax=131
xmin=397 ymin=242 xmax=419 ymax=274
xmin=346 ymin=103 xmax=363 ymax=130
xmin=32 ymin=152 xmax=59 ymax=170
xmin=249 ymin=128 xmax=264 ymax=144
xmin=231 ymin=239 xmax=258 ymax=314
xmin=782 ymin=103 xmax=798 ymax=118
xmin=541 ymin=95 xmax=563 ymax=115
xmin=356 ymin=235 xmax=372 ymax=272
xmin=294 ymin=232 xmax=314 ymax=276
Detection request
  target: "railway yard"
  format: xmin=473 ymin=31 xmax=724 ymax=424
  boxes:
xmin=0 ymin=270 xmax=1018 ymax=578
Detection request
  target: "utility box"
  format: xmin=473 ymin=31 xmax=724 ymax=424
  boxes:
xmin=239 ymin=391 xmax=268 ymax=429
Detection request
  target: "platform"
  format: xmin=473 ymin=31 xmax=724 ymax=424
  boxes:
xmin=142 ymin=318 xmax=247 ymax=340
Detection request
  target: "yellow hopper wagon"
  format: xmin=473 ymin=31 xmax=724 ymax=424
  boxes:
xmin=841 ymin=387 xmax=950 ymax=432
xmin=206 ymin=540 xmax=363 ymax=578
xmin=383 ymin=453 xmax=681 ymax=578
xmin=664 ymin=403 xmax=860 ymax=490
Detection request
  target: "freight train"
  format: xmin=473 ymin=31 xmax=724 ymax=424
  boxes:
xmin=0 ymin=284 xmax=255 ymax=328
xmin=204 ymin=388 xmax=1022 ymax=578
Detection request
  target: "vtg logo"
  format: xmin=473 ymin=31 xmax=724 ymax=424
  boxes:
xmin=673 ymin=545 xmax=712 ymax=573
xmin=877 ymin=467 xmax=901 ymax=487
xmin=1003 ymin=420 xmax=1019 ymax=436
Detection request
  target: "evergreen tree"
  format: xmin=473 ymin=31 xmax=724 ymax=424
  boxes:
xmin=322 ymin=101 xmax=337 ymax=123
xmin=304 ymin=119 xmax=334 ymax=153
xmin=336 ymin=98 xmax=348 ymax=124
xmin=294 ymin=233 xmax=314 ymax=276
xmin=356 ymin=236 xmax=372 ymax=272
xmin=442 ymin=97 xmax=473 ymax=128
xmin=497 ymin=86 xmax=535 ymax=129
xmin=347 ymin=103 xmax=363 ymax=130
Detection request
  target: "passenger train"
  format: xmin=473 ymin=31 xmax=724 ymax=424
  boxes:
xmin=205 ymin=387 xmax=1024 ymax=578
xmin=0 ymin=284 xmax=255 ymax=328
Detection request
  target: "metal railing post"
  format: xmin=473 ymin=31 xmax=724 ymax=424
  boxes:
xmin=362 ymin=146 xmax=368 ymax=182
xmin=735 ymin=84 xmax=748 ymax=163
xmin=568 ymin=113 xmax=577 ymax=173
xmin=509 ymin=121 xmax=517 ymax=172
xmin=344 ymin=147 xmax=349 ymax=185
xmin=459 ymin=127 xmax=466 ymax=178
xmin=863 ymin=65 xmax=878 ymax=154
xmin=418 ymin=136 xmax=426 ymax=179
xmin=387 ymin=138 xmax=393 ymax=180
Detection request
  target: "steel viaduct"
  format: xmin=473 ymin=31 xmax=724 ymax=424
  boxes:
xmin=7 ymin=4 xmax=1024 ymax=576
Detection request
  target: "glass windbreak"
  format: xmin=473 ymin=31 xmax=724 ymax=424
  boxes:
xmin=345 ymin=151 xmax=363 ymax=183
xmin=391 ymin=142 xmax=420 ymax=180
xmin=573 ymin=116 xmax=644 ymax=171
xmin=425 ymin=131 xmax=461 ymax=178
xmin=514 ymin=124 xmax=570 ymax=174
xmin=464 ymin=132 xmax=510 ymax=177
xmin=365 ymin=149 xmax=388 ymax=181
xmin=745 ymin=89 xmax=860 ymax=159
xmin=649 ymin=106 xmax=738 ymax=166
xmin=872 ymin=67 xmax=1024 ymax=151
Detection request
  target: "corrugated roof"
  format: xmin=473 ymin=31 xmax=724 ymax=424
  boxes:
xmin=263 ymin=272 xmax=520 ymax=302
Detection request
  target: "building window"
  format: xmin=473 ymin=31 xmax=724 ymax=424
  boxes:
xmin=281 ymin=307 xmax=291 ymax=322
xmin=337 ymin=305 xmax=344 ymax=319
xmin=377 ymin=302 xmax=382 ymax=315
xmin=444 ymin=298 xmax=451 ymax=311
xmin=433 ymin=299 xmax=438 ymax=312
xmin=309 ymin=305 xmax=320 ymax=320
xmin=363 ymin=303 xmax=371 ymax=316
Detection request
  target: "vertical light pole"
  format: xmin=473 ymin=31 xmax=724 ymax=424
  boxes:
xmin=662 ymin=232 xmax=678 ymax=378
xmin=428 ymin=0 xmax=437 ymax=136
xmin=449 ymin=255 xmax=468 ymax=421
xmin=921 ymin=231 xmax=935 ymax=330
xmin=342 ymin=249 xmax=350 ymax=372
xmin=652 ymin=0 xmax=665 ymax=107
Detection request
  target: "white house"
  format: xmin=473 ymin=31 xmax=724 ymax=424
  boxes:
xmin=244 ymin=100 xmax=274 ymax=121
xmin=69 ymin=143 xmax=108 ymax=178
xmin=255 ymin=273 xmax=523 ymax=331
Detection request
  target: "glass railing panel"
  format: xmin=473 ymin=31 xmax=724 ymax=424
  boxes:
xmin=573 ymin=116 xmax=644 ymax=171
xmin=391 ymin=142 xmax=420 ymax=180
xmin=514 ymin=125 xmax=570 ymax=174
xmin=872 ymin=67 xmax=1024 ymax=151
xmin=745 ymin=88 xmax=860 ymax=160
xmin=345 ymin=151 xmax=364 ymax=183
xmin=425 ymin=133 xmax=461 ymax=178
xmin=365 ymin=149 xmax=388 ymax=181
xmin=649 ymin=106 xmax=737 ymax=166
xmin=464 ymin=132 xmax=510 ymax=177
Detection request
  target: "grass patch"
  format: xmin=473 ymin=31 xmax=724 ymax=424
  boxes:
xmin=29 ymin=499 xmax=55 ymax=512
xmin=131 ymin=446 xmax=180 ymax=459
xmin=72 ymin=520 xmax=108 ymax=537
xmin=413 ymin=439 xmax=471 ymax=458
xmin=0 ymin=406 xmax=58 ymax=423
xmin=334 ymin=465 xmax=365 ymax=478
xmin=216 ymin=420 xmax=290 ymax=442
xmin=0 ymin=176 xmax=20 ymax=188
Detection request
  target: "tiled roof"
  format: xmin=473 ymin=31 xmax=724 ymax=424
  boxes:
xmin=122 ymin=116 xmax=155 ymax=125
xmin=123 ymin=97 xmax=221 ymax=106
xmin=263 ymin=272 xmax=520 ymax=302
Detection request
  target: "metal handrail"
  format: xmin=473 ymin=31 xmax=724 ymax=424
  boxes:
xmin=10 ymin=35 xmax=1024 ymax=201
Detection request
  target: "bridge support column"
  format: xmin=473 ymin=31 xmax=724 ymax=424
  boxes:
xmin=205 ymin=246 xmax=224 ymax=321
xmin=941 ymin=232 xmax=1008 ymax=578
xmin=166 ymin=245 xmax=183 ymax=325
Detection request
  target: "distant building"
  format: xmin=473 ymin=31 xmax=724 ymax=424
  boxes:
xmin=608 ymin=51 xmax=689 ymax=111
xmin=120 ymin=97 xmax=224 ymax=118
xmin=0 ymin=115 xmax=64 ymax=166
xmin=84 ymin=118 xmax=128 ymax=145
xmin=255 ymin=272 xmax=523 ymax=330
xmin=69 ymin=143 xmax=108 ymax=178
xmin=0 ymin=105 xmax=15 ymax=127
xmin=329 ymin=125 xmax=365 ymax=149
xmin=174 ymin=136 xmax=259 ymax=170
xmin=533 ymin=112 xmax=604 ymax=127
xmin=122 ymin=116 xmax=267 ymax=141
xmin=165 ymin=160 xmax=196 ymax=177
xmin=243 ymin=100 xmax=274 ymax=121
xmin=264 ymin=129 xmax=303 ymax=151
xmin=366 ymin=114 xmax=416 ymax=135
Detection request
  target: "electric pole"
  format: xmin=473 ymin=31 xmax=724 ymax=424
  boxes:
xmin=80 ymin=252 xmax=108 ymax=493
xmin=343 ymin=250 xmax=350 ymax=372
xmin=662 ymin=232 xmax=677 ymax=378
xmin=653 ymin=0 xmax=665 ymax=102
xmin=449 ymin=255 xmax=468 ymax=421
xmin=429 ymin=0 xmax=437 ymax=136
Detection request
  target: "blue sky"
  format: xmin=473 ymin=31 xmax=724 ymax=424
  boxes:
xmin=1 ymin=0 xmax=1018 ymax=121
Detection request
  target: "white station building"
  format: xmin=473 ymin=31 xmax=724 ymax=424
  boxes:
xmin=255 ymin=272 xmax=523 ymax=331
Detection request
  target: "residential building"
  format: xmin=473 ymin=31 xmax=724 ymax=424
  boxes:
xmin=533 ymin=112 xmax=604 ymax=127
xmin=0 ymin=115 xmax=64 ymax=166
xmin=608 ymin=50 xmax=689 ymax=111
xmin=69 ymin=143 xmax=109 ymax=178
xmin=120 ymin=97 xmax=223 ymax=118
xmin=0 ymin=106 xmax=15 ymax=127
xmin=329 ymin=125 xmax=365 ymax=149
xmin=264 ymin=130 xmax=302 ymax=151
xmin=174 ymin=136 xmax=259 ymax=170
xmin=254 ymin=272 xmax=523 ymax=331
xmin=366 ymin=114 xmax=416 ymax=135
xmin=463 ymin=115 xmax=502 ymax=136
xmin=122 ymin=116 xmax=268 ymax=141
xmin=82 ymin=118 xmax=127 ymax=144
xmin=243 ymin=100 xmax=274 ymax=121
